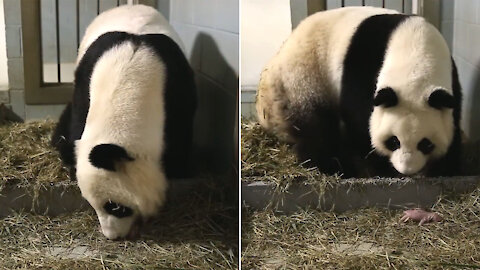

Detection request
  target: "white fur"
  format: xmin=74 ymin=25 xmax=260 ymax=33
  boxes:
xmin=77 ymin=4 xmax=184 ymax=63
xmin=75 ymin=6 xmax=175 ymax=239
xmin=257 ymin=7 xmax=455 ymax=175
xmin=370 ymin=16 xmax=454 ymax=175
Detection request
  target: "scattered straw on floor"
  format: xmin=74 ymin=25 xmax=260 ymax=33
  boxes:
xmin=0 ymin=120 xmax=69 ymax=186
xmin=242 ymin=121 xmax=480 ymax=268
xmin=242 ymin=187 xmax=480 ymax=269
xmin=0 ymin=192 xmax=238 ymax=269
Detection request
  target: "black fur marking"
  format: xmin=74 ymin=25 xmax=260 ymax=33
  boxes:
xmin=52 ymin=31 xmax=196 ymax=178
xmin=373 ymin=87 xmax=398 ymax=107
xmin=428 ymin=89 xmax=455 ymax=109
xmin=104 ymin=201 xmax=133 ymax=218
xmin=89 ymin=144 xmax=134 ymax=171
xmin=417 ymin=138 xmax=435 ymax=155
xmin=340 ymin=14 xmax=410 ymax=176
xmin=141 ymin=34 xmax=197 ymax=178
xmin=384 ymin=136 xmax=400 ymax=151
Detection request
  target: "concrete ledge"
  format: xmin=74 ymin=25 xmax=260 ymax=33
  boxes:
xmin=0 ymin=178 xmax=208 ymax=217
xmin=242 ymin=176 xmax=480 ymax=213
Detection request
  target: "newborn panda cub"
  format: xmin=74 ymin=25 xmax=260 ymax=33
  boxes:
xmin=256 ymin=7 xmax=462 ymax=178
xmin=52 ymin=5 xmax=196 ymax=239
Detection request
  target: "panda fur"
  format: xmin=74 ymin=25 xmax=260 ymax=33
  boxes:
xmin=51 ymin=5 xmax=196 ymax=239
xmin=256 ymin=7 xmax=462 ymax=178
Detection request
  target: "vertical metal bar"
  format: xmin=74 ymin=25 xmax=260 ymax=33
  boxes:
xmin=362 ymin=0 xmax=365 ymax=6
xmin=55 ymin=0 xmax=61 ymax=83
xmin=402 ymin=0 xmax=405 ymax=12
xmin=341 ymin=0 xmax=345 ymax=7
xmin=76 ymin=0 xmax=79 ymax=49
xmin=97 ymin=0 xmax=99 ymax=14
xmin=382 ymin=0 xmax=385 ymax=8
xmin=117 ymin=0 xmax=120 ymax=6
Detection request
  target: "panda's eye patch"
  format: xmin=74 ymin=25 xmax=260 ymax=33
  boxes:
xmin=384 ymin=136 xmax=400 ymax=151
xmin=418 ymin=138 xmax=435 ymax=154
xmin=104 ymin=201 xmax=133 ymax=218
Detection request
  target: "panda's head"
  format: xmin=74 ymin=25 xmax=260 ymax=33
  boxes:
xmin=370 ymin=87 xmax=455 ymax=175
xmin=75 ymin=142 xmax=167 ymax=240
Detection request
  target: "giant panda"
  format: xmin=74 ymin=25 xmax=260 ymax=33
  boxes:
xmin=256 ymin=7 xmax=462 ymax=178
xmin=51 ymin=5 xmax=196 ymax=239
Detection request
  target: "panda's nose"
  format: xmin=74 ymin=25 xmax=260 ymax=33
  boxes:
xmin=391 ymin=150 xmax=425 ymax=175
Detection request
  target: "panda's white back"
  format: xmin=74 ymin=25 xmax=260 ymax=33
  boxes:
xmin=75 ymin=41 xmax=167 ymax=219
xmin=77 ymin=4 xmax=184 ymax=63
xmin=79 ymin=42 xmax=165 ymax=159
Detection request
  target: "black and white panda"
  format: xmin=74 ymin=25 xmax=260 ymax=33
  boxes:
xmin=51 ymin=5 xmax=196 ymax=239
xmin=256 ymin=7 xmax=462 ymax=178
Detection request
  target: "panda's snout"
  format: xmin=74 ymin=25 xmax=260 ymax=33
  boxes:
xmin=101 ymin=221 xmax=141 ymax=240
xmin=391 ymin=150 xmax=426 ymax=175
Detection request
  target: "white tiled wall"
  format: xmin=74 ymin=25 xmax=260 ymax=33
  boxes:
xmin=451 ymin=1 xmax=480 ymax=140
xmin=170 ymin=0 xmax=239 ymax=74
xmin=241 ymin=0 xmax=292 ymax=119
xmin=0 ymin=0 xmax=9 ymax=90
xmin=169 ymin=0 xmax=239 ymax=174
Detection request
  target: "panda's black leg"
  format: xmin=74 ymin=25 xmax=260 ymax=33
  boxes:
xmin=163 ymin=126 xmax=194 ymax=178
xmin=365 ymin=153 xmax=398 ymax=177
xmin=427 ymin=128 xmax=461 ymax=177
xmin=290 ymin=105 xmax=347 ymax=177
xmin=163 ymin=105 xmax=196 ymax=179
xmin=69 ymin=166 xmax=77 ymax=181
xmin=293 ymin=138 xmax=343 ymax=176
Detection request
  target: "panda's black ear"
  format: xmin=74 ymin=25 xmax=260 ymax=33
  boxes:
xmin=428 ymin=89 xmax=454 ymax=109
xmin=373 ymin=87 xmax=398 ymax=107
xmin=89 ymin=144 xmax=134 ymax=171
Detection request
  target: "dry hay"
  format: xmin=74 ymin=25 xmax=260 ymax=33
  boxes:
xmin=241 ymin=120 xmax=340 ymax=192
xmin=242 ymin=119 xmax=480 ymax=187
xmin=0 ymin=121 xmax=238 ymax=268
xmin=0 ymin=120 xmax=69 ymax=187
xmin=242 ymin=187 xmax=480 ymax=269
xmin=0 ymin=191 xmax=238 ymax=269
xmin=241 ymin=121 xmax=480 ymax=268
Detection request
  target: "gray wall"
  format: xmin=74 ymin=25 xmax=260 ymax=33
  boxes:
xmin=450 ymin=1 xmax=480 ymax=141
xmin=168 ymin=0 xmax=239 ymax=174
xmin=4 ymin=0 xmax=26 ymax=119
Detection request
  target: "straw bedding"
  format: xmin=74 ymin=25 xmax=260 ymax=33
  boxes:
xmin=0 ymin=121 xmax=238 ymax=269
xmin=0 ymin=193 xmax=238 ymax=269
xmin=241 ymin=120 xmax=480 ymax=269
xmin=242 ymin=188 xmax=480 ymax=269
xmin=0 ymin=120 xmax=68 ymax=187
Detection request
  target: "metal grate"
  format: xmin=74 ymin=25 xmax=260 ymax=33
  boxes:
xmin=327 ymin=0 xmax=413 ymax=14
xmin=40 ymin=0 xmax=128 ymax=84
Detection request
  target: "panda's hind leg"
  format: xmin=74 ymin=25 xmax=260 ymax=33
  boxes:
xmin=288 ymin=104 xmax=348 ymax=177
